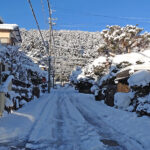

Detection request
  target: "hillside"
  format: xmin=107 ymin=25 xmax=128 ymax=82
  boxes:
xmin=20 ymin=29 xmax=102 ymax=81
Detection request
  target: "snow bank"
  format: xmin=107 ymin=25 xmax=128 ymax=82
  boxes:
xmin=70 ymin=66 xmax=82 ymax=84
xmin=114 ymin=92 xmax=134 ymax=110
xmin=0 ymin=93 xmax=52 ymax=143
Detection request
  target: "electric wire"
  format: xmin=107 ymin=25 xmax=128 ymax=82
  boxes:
xmin=41 ymin=0 xmax=49 ymax=27
xmin=27 ymin=0 xmax=48 ymax=54
xmin=53 ymin=7 xmax=150 ymax=21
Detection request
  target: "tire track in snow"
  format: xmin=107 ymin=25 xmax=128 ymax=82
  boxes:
xmin=69 ymin=93 xmax=145 ymax=150
xmin=25 ymin=91 xmax=74 ymax=150
xmin=62 ymin=93 xmax=107 ymax=150
xmin=0 ymin=92 xmax=57 ymax=149
xmin=24 ymin=91 xmax=59 ymax=149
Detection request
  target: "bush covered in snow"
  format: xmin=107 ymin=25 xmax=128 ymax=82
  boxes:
xmin=71 ymin=49 xmax=150 ymax=116
xmin=127 ymin=70 xmax=150 ymax=116
xmin=0 ymin=44 xmax=47 ymax=113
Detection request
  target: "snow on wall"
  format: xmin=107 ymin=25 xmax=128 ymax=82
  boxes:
xmin=0 ymin=75 xmax=14 ymax=93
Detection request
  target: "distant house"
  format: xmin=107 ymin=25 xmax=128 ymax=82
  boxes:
xmin=0 ymin=24 xmax=22 ymax=45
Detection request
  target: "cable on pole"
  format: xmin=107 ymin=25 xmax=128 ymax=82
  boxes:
xmin=27 ymin=0 xmax=48 ymax=54
xmin=40 ymin=0 xmax=49 ymax=27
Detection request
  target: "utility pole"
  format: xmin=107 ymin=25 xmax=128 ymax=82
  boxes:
xmin=47 ymin=0 xmax=52 ymax=93
xmin=0 ymin=61 xmax=2 ymax=85
xmin=28 ymin=0 xmax=56 ymax=93
xmin=47 ymin=0 xmax=57 ymax=92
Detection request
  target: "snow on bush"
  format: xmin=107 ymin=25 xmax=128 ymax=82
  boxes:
xmin=5 ymin=98 xmax=14 ymax=108
xmin=134 ymin=93 xmax=150 ymax=116
xmin=98 ymin=25 xmax=150 ymax=54
xmin=90 ymin=84 xmax=99 ymax=95
xmin=136 ymin=103 xmax=150 ymax=114
xmin=128 ymin=70 xmax=150 ymax=87
xmin=77 ymin=56 xmax=107 ymax=80
xmin=72 ymin=49 xmax=150 ymax=88
xmin=71 ymin=47 xmax=150 ymax=116
xmin=0 ymin=44 xmax=47 ymax=112
xmin=70 ymin=66 xmax=82 ymax=84
xmin=20 ymin=100 xmax=27 ymax=105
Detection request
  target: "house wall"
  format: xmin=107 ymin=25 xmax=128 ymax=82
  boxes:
xmin=117 ymin=82 xmax=130 ymax=93
xmin=0 ymin=30 xmax=12 ymax=45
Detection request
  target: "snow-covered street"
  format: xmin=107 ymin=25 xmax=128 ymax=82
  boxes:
xmin=0 ymin=87 xmax=150 ymax=150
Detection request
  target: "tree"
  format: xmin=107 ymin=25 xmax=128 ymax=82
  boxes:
xmin=98 ymin=25 xmax=150 ymax=54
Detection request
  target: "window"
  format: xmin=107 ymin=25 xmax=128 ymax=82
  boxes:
xmin=0 ymin=38 xmax=10 ymax=44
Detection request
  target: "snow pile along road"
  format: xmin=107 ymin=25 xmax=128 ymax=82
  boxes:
xmin=0 ymin=87 xmax=150 ymax=150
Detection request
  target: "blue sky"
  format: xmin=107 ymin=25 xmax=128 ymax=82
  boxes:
xmin=1 ymin=0 xmax=150 ymax=32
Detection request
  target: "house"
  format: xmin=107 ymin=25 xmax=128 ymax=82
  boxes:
xmin=115 ymin=63 xmax=150 ymax=93
xmin=0 ymin=24 xmax=22 ymax=45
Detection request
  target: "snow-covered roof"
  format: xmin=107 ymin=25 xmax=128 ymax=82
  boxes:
xmin=0 ymin=24 xmax=22 ymax=43
xmin=116 ymin=63 xmax=150 ymax=81
xmin=128 ymin=70 xmax=150 ymax=86
xmin=0 ymin=24 xmax=18 ymax=30
xmin=112 ymin=51 xmax=150 ymax=65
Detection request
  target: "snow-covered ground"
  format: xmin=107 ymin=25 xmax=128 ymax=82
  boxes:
xmin=0 ymin=87 xmax=150 ymax=150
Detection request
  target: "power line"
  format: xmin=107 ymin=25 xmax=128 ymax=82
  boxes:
xmin=56 ymin=24 xmax=103 ymax=28
xmin=28 ymin=0 xmax=53 ymax=93
xmin=53 ymin=7 xmax=150 ymax=22
xmin=27 ymin=0 xmax=48 ymax=53
xmin=40 ymin=0 xmax=49 ymax=27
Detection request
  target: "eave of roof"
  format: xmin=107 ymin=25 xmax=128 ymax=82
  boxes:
xmin=116 ymin=63 xmax=150 ymax=81
xmin=0 ymin=24 xmax=18 ymax=30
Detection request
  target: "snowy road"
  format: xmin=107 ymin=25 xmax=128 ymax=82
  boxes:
xmin=0 ymin=87 xmax=149 ymax=150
